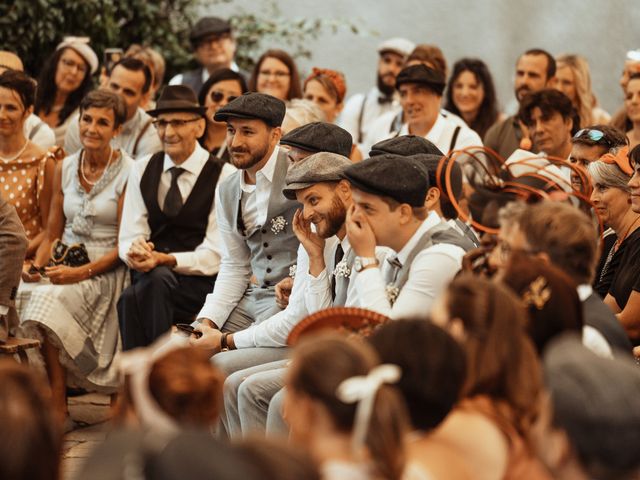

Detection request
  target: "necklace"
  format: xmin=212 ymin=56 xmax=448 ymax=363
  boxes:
xmin=0 ymin=139 xmax=29 ymax=163
xmin=615 ymin=214 xmax=640 ymax=250
xmin=80 ymin=148 xmax=114 ymax=186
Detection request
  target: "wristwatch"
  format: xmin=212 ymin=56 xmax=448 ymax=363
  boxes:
xmin=354 ymin=256 xmax=379 ymax=272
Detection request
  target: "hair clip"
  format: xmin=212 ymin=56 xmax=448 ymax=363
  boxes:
xmin=522 ymin=276 xmax=551 ymax=310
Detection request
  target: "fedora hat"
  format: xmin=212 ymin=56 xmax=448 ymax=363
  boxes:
xmin=148 ymin=85 xmax=206 ymax=117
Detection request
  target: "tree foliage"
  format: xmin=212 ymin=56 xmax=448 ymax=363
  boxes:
xmin=0 ymin=0 xmax=359 ymax=80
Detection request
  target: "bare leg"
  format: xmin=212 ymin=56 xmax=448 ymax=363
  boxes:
xmin=41 ymin=334 xmax=68 ymax=423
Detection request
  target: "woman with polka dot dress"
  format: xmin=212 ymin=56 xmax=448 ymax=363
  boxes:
xmin=0 ymin=70 xmax=56 ymax=260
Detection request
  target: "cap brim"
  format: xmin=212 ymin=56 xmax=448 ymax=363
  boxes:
xmin=213 ymin=111 xmax=272 ymax=124
xmin=283 ymin=182 xmax=315 ymax=200
xmin=278 ymin=138 xmax=319 ymax=153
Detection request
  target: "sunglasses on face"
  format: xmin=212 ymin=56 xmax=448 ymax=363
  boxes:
xmin=210 ymin=91 xmax=237 ymax=103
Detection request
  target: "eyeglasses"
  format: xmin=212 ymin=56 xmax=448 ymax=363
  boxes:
xmin=60 ymin=57 xmax=88 ymax=74
xmin=210 ymin=91 xmax=237 ymax=103
xmin=258 ymin=69 xmax=290 ymax=79
xmin=152 ymin=118 xmax=201 ymax=130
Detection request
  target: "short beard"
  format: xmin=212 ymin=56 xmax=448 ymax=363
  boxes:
xmin=377 ymin=72 xmax=396 ymax=97
xmin=317 ymin=195 xmax=347 ymax=239
xmin=230 ymin=142 xmax=270 ymax=170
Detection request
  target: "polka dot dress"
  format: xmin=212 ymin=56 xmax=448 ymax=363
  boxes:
xmin=0 ymin=155 xmax=47 ymax=240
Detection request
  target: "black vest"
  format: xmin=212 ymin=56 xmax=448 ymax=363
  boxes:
xmin=140 ymin=152 xmax=223 ymax=253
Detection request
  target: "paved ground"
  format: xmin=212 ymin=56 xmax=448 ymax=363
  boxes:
xmin=61 ymin=393 xmax=111 ymax=480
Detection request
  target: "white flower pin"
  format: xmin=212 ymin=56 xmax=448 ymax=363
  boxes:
xmin=271 ymin=216 xmax=287 ymax=235
xmin=385 ymin=284 xmax=400 ymax=305
xmin=333 ymin=259 xmax=351 ymax=279
xmin=289 ymin=264 xmax=297 ymax=279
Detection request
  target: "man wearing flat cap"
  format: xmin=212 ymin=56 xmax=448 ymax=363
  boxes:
xmin=192 ymin=92 xmax=300 ymax=348
xmin=193 ymin=152 xmax=363 ymax=436
xmin=344 ymin=155 xmax=467 ymax=318
xmin=369 ymin=136 xmax=479 ymax=247
xmin=364 ymin=64 xmax=482 ymax=154
xmin=117 ymin=85 xmax=236 ymax=349
xmin=169 ymin=16 xmax=241 ymax=94
xmin=279 ymin=121 xmax=353 ymax=163
xmin=339 ymin=37 xmax=415 ymax=149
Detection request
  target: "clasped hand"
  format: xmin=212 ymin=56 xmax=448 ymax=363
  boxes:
xmin=127 ymin=238 xmax=160 ymax=272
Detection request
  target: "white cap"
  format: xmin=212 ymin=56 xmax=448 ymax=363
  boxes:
xmin=377 ymin=37 xmax=415 ymax=58
xmin=56 ymin=36 xmax=99 ymax=74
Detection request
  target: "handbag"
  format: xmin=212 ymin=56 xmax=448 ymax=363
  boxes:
xmin=49 ymin=239 xmax=91 ymax=267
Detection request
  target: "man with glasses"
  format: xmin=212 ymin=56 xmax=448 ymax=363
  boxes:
xmin=65 ymin=57 xmax=162 ymax=158
xmin=169 ymin=16 xmax=240 ymax=94
xmin=117 ymin=85 xmax=236 ymax=349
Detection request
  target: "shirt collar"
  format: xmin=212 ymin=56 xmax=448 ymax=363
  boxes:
xmin=162 ymin=142 xmax=208 ymax=175
xmin=239 ymin=145 xmax=280 ymax=192
xmin=396 ymin=211 xmax=442 ymax=265
xmin=399 ymin=113 xmax=445 ymax=139
xmin=577 ymin=284 xmax=593 ymax=302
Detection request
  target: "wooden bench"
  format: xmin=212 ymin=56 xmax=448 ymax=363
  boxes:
xmin=0 ymin=337 xmax=40 ymax=364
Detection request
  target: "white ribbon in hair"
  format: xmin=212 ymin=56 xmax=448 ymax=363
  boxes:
xmin=336 ymin=364 xmax=401 ymax=456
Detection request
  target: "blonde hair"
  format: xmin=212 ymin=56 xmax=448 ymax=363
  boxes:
xmin=556 ymin=54 xmax=596 ymax=129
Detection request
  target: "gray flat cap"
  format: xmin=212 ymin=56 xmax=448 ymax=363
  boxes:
xmin=283 ymin=152 xmax=352 ymax=200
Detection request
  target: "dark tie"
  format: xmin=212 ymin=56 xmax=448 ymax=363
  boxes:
xmin=163 ymin=167 xmax=185 ymax=217
xmin=331 ymin=243 xmax=345 ymax=302
xmin=387 ymin=256 xmax=402 ymax=283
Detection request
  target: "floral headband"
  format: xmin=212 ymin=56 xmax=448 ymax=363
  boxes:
xmin=305 ymin=67 xmax=347 ymax=103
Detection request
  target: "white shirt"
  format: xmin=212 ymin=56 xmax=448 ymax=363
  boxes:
xmin=338 ymin=87 xmax=401 ymax=148
xmin=24 ymin=114 xmax=55 ymax=149
xmin=64 ymin=108 xmax=162 ymax=160
xmin=233 ymin=237 xmax=341 ymax=349
xmin=578 ymin=284 xmax=613 ymax=358
xmin=196 ymin=147 xmax=281 ymax=327
xmin=239 ymin=146 xmax=279 ymax=236
xmin=352 ymin=212 xmax=464 ymax=319
xmin=363 ymin=112 xmax=483 ymax=155
xmin=118 ymin=142 xmax=235 ymax=275
xmin=169 ymin=61 xmax=241 ymax=86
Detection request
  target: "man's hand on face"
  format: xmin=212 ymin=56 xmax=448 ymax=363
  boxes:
xmin=345 ymin=204 xmax=376 ymax=258
xmin=292 ymin=209 xmax=325 ymax=260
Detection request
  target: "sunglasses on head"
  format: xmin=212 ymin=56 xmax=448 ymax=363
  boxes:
xmin=210 ymin=91 xmax=237 ymax=103
xmin=574 ymin=128 xmax=606 ymax=142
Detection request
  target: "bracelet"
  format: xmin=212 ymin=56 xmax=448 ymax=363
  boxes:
xmin=220 ymin=332 xmax=230 ymax=352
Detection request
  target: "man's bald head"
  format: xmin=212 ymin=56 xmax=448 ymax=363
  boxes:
xmin=0 ymin=51 xmax=23 ymax=73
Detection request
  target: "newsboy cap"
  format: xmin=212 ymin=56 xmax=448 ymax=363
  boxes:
xmin=377 ymin=37 xmax=415 ymax=58
xmin=280 ymin=122 xmax=353 ymax=158
xmin=283 ymin=152 xmax=352 ymax=200
xmin=190 ymin=17 xmax=232 ymax=44
xmin=544 ymin=336 xmax=640 ymax=473
xmin=147 ymin=85 xmax=206 ymax=117
xmin=410 ymin=154 xmax=463 ymax=201
xmin=396 ymin=64 xmax=446 ymax=96
xmin=370 ymin=135 xmax=444 ymax=157
xmin=342 ymin=155 xmax=429 ymax=207
xmin=214 ymin=92 xmax=286 ymax=127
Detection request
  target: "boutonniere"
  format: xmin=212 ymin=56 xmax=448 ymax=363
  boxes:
xmin=385 ymin=284 xmax=400 ymax=306
xmin=271 ymin=216 xmax=287 ymax=235
xmin=333 ymin=259 xmax=351 ymax=278
xmin=289 ymin=264 xmax=297 ymax=279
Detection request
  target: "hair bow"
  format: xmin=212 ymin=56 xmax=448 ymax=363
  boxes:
xmin=600 ymin=145 xmax=632 ymax=176
xmin=336 ymin=364 xmax=401 ymax=457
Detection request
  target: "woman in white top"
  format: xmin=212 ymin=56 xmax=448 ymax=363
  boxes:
xmin=283 ymin=333 xmax=408 ymax=480
xmin=19 ymin=90 xmax=132 ymax=424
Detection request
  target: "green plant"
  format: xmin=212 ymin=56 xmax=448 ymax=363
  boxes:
xmin=0 ymin=0 xmax=360 ymax=81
